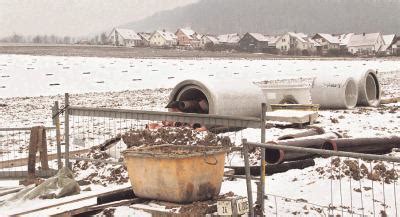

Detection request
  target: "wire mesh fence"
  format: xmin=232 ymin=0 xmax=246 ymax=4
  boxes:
xmin=244 ymin=140 xmax=400 ymax=216
xmin=0 ymin=126 xmax=58 ymax=178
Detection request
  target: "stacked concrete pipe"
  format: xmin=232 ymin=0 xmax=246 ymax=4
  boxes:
xmin=168 ymin=79 xmax=266 ymax=117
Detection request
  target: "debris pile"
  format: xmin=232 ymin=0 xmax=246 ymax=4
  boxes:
xmin=122 ymin=127 xmax=233 ymax=148
xmin=315 ymin=158 xmax=399 ymax=184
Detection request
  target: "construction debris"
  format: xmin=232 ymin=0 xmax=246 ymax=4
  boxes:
xmin=1 ymin=167 xmax=80 ymax=205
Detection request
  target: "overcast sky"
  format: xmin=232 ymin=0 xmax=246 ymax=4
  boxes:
xmin=0 ymin=0 xmax=198 ymax=38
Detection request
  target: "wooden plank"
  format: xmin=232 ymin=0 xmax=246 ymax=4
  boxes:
xmin=0 ymin=186 xmax=24 ymax=197
xmin=0 ymin=149 xmax=89 ymax=169
xmin=0 ymin=169 xmax=57 ymax=179
xmin=381 ymin=97 xmax=400 ymax=104
xmin=10 ymin=186 xmax=132 ymax=216
xmin=51 ymin=198 xmax=143 ymax=217
xmin=270 ymin=104 xmax=320 ymax=111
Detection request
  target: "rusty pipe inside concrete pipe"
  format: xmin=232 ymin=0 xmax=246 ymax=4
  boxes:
xmin=168 ymin=79 xmax=265 ymax=117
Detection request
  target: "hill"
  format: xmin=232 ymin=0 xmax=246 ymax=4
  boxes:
xmin=123 ymin=0 xmax=400 ymax=35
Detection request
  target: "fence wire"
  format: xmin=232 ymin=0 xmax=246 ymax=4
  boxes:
xmin=0 ymin=127 xmax=58 ymax=178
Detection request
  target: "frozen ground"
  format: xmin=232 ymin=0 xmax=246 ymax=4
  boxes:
xmin=0 ymin=54 xmax=400 ymax=215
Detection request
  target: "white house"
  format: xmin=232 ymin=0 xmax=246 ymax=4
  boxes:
xmin=347 ymin=33 xmax=385 ymax=55
xmin=312 ymin=33 xmax=340 ymax=54
xmin=275 ymin=32 xmax=317 ymax=54
xmin=149 ymin=30 xmax=178 ymax=47
xmin=108 ymin=28 xmax=142 ymax=47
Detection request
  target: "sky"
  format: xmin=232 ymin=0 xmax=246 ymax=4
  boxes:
xmin=0 ymin=0 xmax=198 ymax=38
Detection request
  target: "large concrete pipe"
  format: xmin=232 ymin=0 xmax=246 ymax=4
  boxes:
xmin=168 ymin=79 xmax=266 ymax=117
xmin=310 ymin=74 xmax=358 ymax=109
xmin=353 ymin=70 xmax=381 ymax=107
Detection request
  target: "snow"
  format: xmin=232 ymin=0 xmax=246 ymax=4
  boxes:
xmin=0 ymin=54 xmax=399 ymax=98
xmin=0 ymin=54 xmax=399 ymax=215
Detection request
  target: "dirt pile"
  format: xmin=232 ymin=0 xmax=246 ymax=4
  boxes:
xmin=73 ymin=147 xmax=129 ymax=186
xmin=122 ymin=127 xmax=233 ymax=148
xmin=315 ymin=158 xmax=399 ymax=184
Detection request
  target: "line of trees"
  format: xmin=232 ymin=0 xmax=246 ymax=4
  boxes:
xmin=0 ymin=32 xmax=109 ymax=45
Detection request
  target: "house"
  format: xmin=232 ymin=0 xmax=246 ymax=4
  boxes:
xmin=379 ymin=34 xmax=396 ymax=54
xmin=200 ymin=35 xmax=219 ymax=49
xmin=217 ymin=33 xmax=240 ymax=48
xmin=108 ymin=28 xmax=142 ymax=47
xmin=238 ymin=33 xmax=269 ymax=52
xmin=138 ymin=32 xmax=152 ymax=47
xmin=149 ymin=30 xmax=177 ymax=47
xmin=336 ymin=33 xmax=354 ymax=50
xmin=264 ymin=35 xmax=281 ymax=48
xmin=347 ymin=32 xmax=385 ymax=55
xmin=275 ymin=32 xmax=317 ymax=55
xmin=392 ymin=36 xmax=400 ymax=55
xmin=312 ymin=33 xmax=340 ymax=54
xmin=175 ymin=28 xmax=201 ymax=48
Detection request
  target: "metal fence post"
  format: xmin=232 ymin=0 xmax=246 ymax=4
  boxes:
xmin=243 ymin=138 xmax=255 ymax=217
xmin=259 ymin=103 xmax=267 ymax=214
xmin=54 ymin=101 xmax=62 ymax=169
xmin=64 ymin=93 xmax=70 ymax=169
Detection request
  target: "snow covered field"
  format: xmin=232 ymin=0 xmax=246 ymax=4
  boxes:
xmin=0 ymin=54 xmax=400 ymax=216
xmin=0 ymin=54 xmax=399 ymax=98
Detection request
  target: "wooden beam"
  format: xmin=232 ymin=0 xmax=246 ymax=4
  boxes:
xmin=0 ymin=149 xmax=89 ymax=169
xmin=0 ymin=169 xmax=57 ymax=179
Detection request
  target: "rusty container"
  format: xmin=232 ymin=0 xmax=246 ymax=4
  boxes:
xmin=123 ymin=145 xmax=228 ymax=203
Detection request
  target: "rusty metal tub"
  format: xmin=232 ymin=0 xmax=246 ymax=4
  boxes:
xmin=123 ymin=145 xmax=228 ymax=203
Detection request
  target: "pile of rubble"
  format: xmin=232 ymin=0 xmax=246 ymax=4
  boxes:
xmin=122 ymin=126 xmax=233 ymax=148
xmin=315 ymin=158 xmax=399 ymax=184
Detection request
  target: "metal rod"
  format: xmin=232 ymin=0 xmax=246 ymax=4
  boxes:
xmin=54 ymin=101 xmax=62 ymax=169
xmin=246 ymin=141 xmax=400 ymax=163
xmin=243 ymin=139 xmax=255 ymax=217
xmin=259 ymin=103 xmax=266 ymax=214
xmin=64 ymin=93 xmax=70 ymax=169
xmin=68 ymin=106 xmax=261 ymax=128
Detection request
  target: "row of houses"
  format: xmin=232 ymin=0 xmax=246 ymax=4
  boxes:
xmin=107 ymin=28 xmax=400 ymax=56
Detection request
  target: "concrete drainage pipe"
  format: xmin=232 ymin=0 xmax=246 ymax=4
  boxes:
xmin=311 ymin=74 xmax=358 ymax=109
xmin=168 ymin=79 xmax=266 ymax=117
xmin=354 ymin=70 xmax=381 ymax=107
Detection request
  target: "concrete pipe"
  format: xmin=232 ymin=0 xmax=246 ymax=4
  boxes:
xmin=353 ymin=70 xmax=381 ymax=107
xmin=168 ymin=79 xmax=266 ymax=117
xmin=310 ymin=74 xmax=358 ymax=109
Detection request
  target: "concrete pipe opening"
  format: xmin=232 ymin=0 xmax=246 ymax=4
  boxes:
xmin=355 ymin=70 xmax=381 ymax=107
xmin=168 ymin=79 xmax=266 ymax=117
xmin=344 ymin=79 xmax=358 ymax=109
